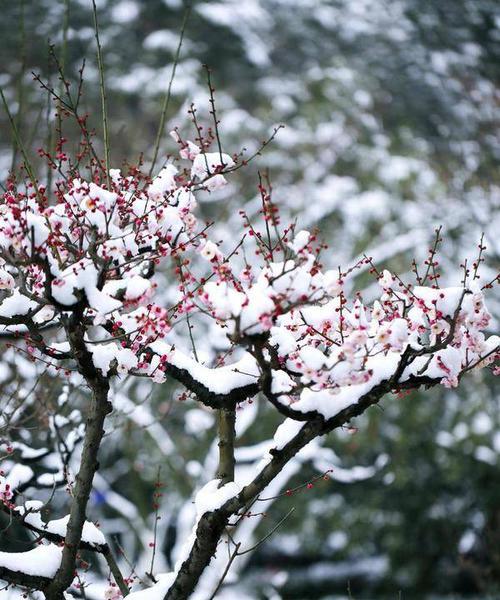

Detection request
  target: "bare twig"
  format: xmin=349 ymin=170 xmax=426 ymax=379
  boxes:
xmin=149 ymin=2 xmax=191 ymax=176
xmin=91 ymin=0 xmax=111 ymax=189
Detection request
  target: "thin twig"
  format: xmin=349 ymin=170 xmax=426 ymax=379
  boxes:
xmin=92 ymin=0 xmax=111 ymax=188
xmin=0 ymin=87 xmax=40 ymax=200
xmin=207 ymin=541 xmax=241 ymax=600
xmin=149 ymin=2 xmax=191 ymax=176
xmin=236 ymin=507 xmax=295 ymax=556
xmin=11 ymin=0 xmax=26 ymax=171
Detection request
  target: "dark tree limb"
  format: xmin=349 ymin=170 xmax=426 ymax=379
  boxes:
xmin=163 ymin=362 xmax=260 ymax=410
xmin=216 ymin=407 xmax=236 ymax=485
xmin=164 ymin=372 xmax=442 ymax=600
xmin=164 ymin=417 xmax=324 ymax=600
xmin=103 ymin=546 xmax=130 ymax=597
xmin=43 ymin=380 xmax=111 ymax=600
xmin=131 ymin=357 xmax=260 ymax=410
xmin=44 ymin=314 xmax=112 ymax=600
xmin=0 ymin=565 xmax=52 ymax=592
xmin=0 ymin=506 xmax=129 ymax=596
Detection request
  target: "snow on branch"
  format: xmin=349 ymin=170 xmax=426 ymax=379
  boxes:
xmin=0 ymin=544 xmax=62 ymax=590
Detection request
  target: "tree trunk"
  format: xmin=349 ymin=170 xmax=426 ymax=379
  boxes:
xmin=44 ymin=380 xmax=111 ymax=599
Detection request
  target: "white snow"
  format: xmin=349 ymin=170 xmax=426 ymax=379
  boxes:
xmin=173 ymin=479 xmax=241 ymax=577
xmin=0 ymin=290 xmax=38 ymax=318
xmin=273 ymin=419 xmax=304 ymax=450
xmin=88 ymin=343 xmax=119 ymax=376
xmin=148 ymin=165 xmax=178 ymax=199
xmin=17 ymin=501 xmax=106 ymax=548
xmin=271 ymin=370 xmax=295 ymax=394
xmin=1 ymin=464 xmax=33 ymax=498
xmin=413 ymin=286 xmax=465 ymax=317
xmin=289 ymin=230 xmax=310 ymax=253
xmin=0 ymin=543 xmax=62 ymax=577
xmin=191 ymin=152 xmax=235 ymax=179
xmin=127 ymin=573 xmax=176 ymax=600
xmin=148 ymin=343 xmax=259 ymax=395
xmin=194 ymin=479 xmax=241 ymax=516
xmin=51 ymin=260 xmax=122 ymax=315
xmin=124 ymin=276 xmax=151 ymax=300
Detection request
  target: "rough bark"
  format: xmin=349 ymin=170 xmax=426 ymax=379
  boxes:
xmin=0 ymin=566 xmax=52 ymax=592
xmin=43 ymin=381 xmax=111 ymax=599
xmin=164 ymin=418 xmax=324 ymax=600
xmin=164 ymin=372 xmax=441 ymax=600
xmin=216 ymin=407 xmax=236 ymax=485
xmin=44 ymin=315 xmax=112 ymax=600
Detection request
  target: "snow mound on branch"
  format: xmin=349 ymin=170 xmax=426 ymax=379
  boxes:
xmin=0 ymin=543 xmax=62 ymax=577
xmin=173 ymin=479 xmax=241 ymax=579
xmin=148 ymin=342 xmax=259 ymax=394
xmin=16 ymin=501 xmax=106 ymax=548
xmin=0 ymin=290 xmax=38 ymax=318
xmin=194 ymin=478 xmax=241 ymax=515
xmin=191 ymin=152 xmax=234 ymax=179
xmin=127 ymin=573 xmax=176 ymax=599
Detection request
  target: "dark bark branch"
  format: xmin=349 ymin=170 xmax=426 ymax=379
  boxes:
xmin=0 ymin=565 xmax=52 ymax=591
xmin=165 ymin=508 xmax=230 ymax=600
xmin=0 ymin=506 xmax=129 ymax=596
xmin=164 ymin=417 xmax=323 ymax=600
xmin=103 ymin=546 xmax=130 ymax=597
xmin=216 ymin=407 xmax=236 ymax=485
xmin=130 ymin=354 xmax=260 ymax=409
xmin=0 ymin=320 xmax=61 ymax=340
xmin=163 ymin=362 xmax=260 ymax=409
xmin=1 ymin=506 xmax=103 ymax=553
xmin=252 ymin=339 xmax=316 ymax=421
xmin=254 ymin=331 xmax=446 ymax=423
xmin=43 ymin=381 xmax=110 ymax=599
xmin=44 ymin=315 xmax=112 ymax=600
xmin=164 ymin=372 xmax=441 ymax=600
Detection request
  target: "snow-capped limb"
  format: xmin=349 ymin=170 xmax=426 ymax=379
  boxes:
xmin=244 ymin=283 xmax=497 ymax=422
xmin=0 ymin=500 xmax=129 ymax=596
xmin=126 ymin=574 xmax=176 ymax=600
xmin=9 ymin=501 xmax=104 ymax=550
xmin=0 ymin=544 xmax=63 ymax=591
xmin=162 ymin=281 xmax=497 ymax=599
xmin=162 ymin=362 xmax=465 ymax=600
xmin=144 ymin=344 xmax=260 ymax=409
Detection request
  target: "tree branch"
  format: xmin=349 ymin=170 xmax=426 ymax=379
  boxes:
xmin=0 ymin=506 xmax=129 ymax=596
xmin=216 ymin=407 xmax=236 ymax=485
xmin=164 ymin=372 xmax=442 ymax=600
xmin=162 ymin=362 xmax=260 ymax=410
xmin=44 ymin=316 xmax=112 ymax=600
xmin=0 ymin=565 xmax=52 ymax=592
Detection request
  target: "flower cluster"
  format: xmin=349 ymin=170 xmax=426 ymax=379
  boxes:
xmin=0 ymin=474 xmax=13 ymax=508
xmin=196 ymin=227 xmax=498 ymax=418
xmin=0 ymin=132 xmax=497 ymax=410
xmin=0 ymin=137 xmax=236 ymax=380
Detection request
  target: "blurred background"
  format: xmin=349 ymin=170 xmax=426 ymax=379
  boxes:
xmin=0 ymin=1 xmax=499 ymax=598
